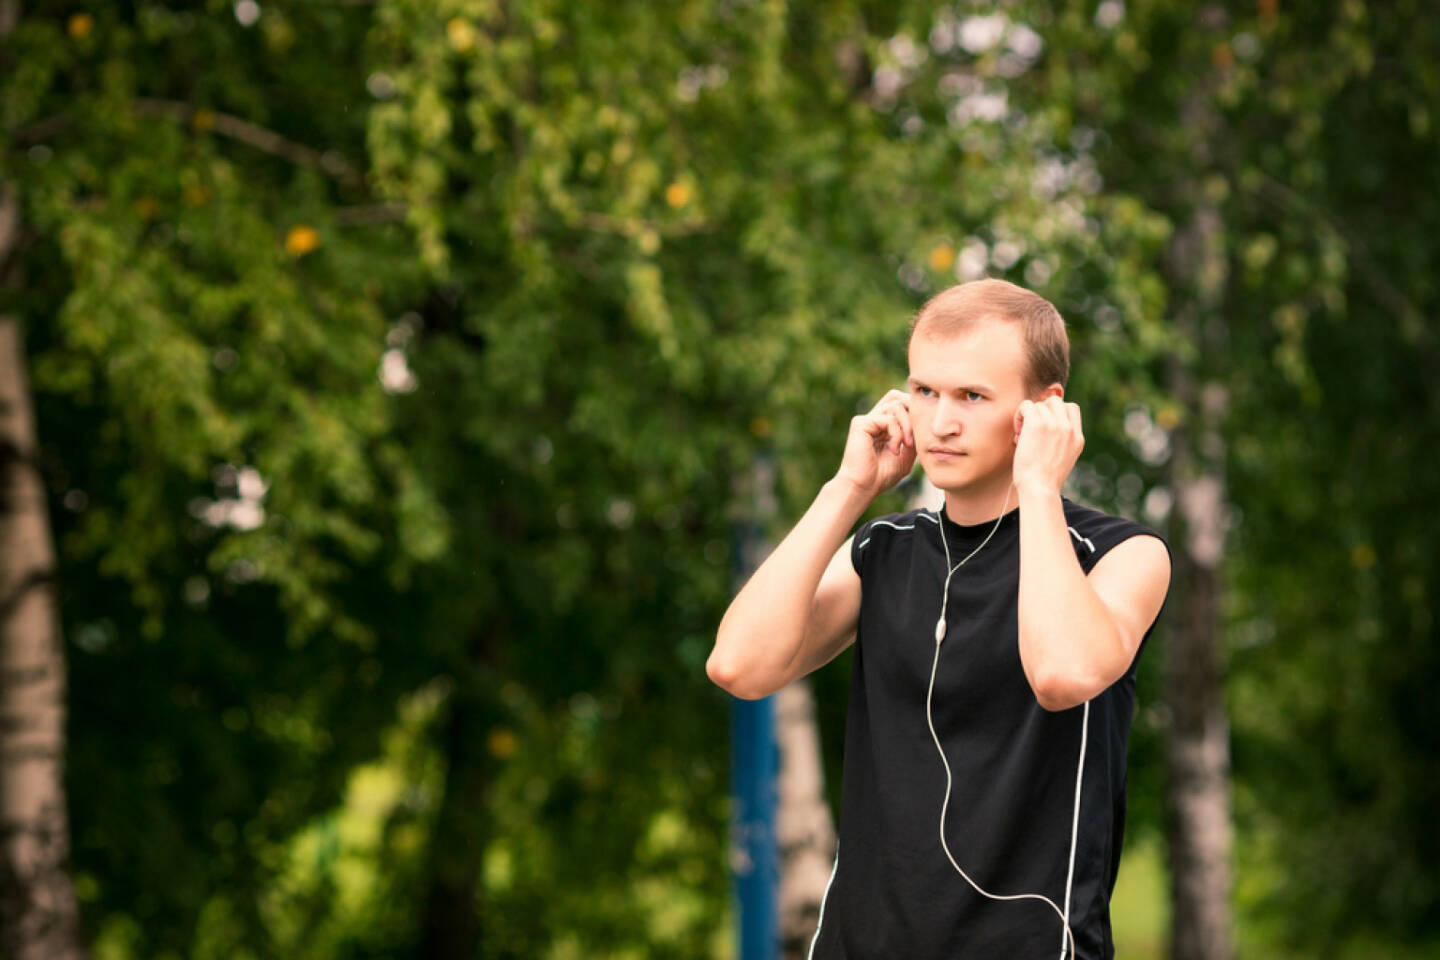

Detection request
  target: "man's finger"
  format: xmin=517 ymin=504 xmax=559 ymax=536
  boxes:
xmin=894 ymin=404 xmax=913 ymax=448
xmin=880 ymin=411 xmax=904 ymax=451
xmin=861 ymin=413 xmax=888 ymax=439
xmin=870 ymin=395 xmax=910 ymax=447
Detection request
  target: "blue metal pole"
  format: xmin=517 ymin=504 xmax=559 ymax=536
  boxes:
xmin=731 ymin=694 xmax=779 ymax=960
xmin=729 ymin=448 xmax=779 ymax=960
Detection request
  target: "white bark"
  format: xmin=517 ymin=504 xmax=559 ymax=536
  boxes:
xmin=0 ymin=4 xmax=86 ymax=943
xmin=775 ymin=679 xmax=836 ymax=958
xmin=0 ymin=314 xmax=85 ymax=960
xmin=1162 ymin=446 xmax=1233 ymax=960
xmin=1162 ymin=47 xmax=1235 ymax=957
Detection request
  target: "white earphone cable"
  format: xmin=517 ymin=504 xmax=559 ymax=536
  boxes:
xmin=928 ymin=485 xmax=1078 ymax=960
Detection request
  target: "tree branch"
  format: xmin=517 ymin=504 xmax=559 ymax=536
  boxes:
xmin=133 ymin=98 xmax=364 ymax=186
xmin=13 ymin=99 xmax=366 ymax=189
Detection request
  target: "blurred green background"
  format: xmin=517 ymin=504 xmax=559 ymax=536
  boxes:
xmin=1 ymin=0 xmax=1437 ymax=958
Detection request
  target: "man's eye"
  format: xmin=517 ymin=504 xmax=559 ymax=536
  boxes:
xmin=967 ymin=391 xmax=984 ymax=402
xmin=914 ymin=385 xmax=934 ymax=397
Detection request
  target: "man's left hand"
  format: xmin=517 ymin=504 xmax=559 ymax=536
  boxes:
xmin=1012 ymin=397 xmax=1084 ymax=496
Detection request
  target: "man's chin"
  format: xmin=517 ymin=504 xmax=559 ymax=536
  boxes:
xmin=922 ymin=459 xmax=1001 ymax=492
xmin=921 ymin=462 xmax=969 ymax=489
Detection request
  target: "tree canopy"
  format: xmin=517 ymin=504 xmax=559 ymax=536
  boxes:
xmin=1 ymin=1 xmax=1435 ymax=957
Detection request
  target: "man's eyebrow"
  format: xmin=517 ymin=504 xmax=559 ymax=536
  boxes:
xmin=906 ymin=376 xmax=996 ymax=394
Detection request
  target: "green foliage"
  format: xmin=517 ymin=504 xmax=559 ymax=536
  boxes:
xmin=6 ymin=3 xmax=441 ymax=956
xmin=4 ymin=0 xmax=1437 ymax=957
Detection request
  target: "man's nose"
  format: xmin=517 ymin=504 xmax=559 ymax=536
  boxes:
xmin=932 ymin=396 xmax=963 ymax=438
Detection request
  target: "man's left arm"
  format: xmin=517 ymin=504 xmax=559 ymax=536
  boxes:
xmin=1015 ymin=489 xmax=1171 ymax=711
xmin=1010 ymin=396 xmax=1173 ymax=712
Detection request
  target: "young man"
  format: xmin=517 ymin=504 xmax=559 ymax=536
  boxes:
xmin=707 ymin=279 xmax=1172 ymax=958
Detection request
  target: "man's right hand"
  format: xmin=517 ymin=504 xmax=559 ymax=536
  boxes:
xmin=835 ymin=389 xmax=917 ymax=498
xmin=711 ymin=394 xmax=901 ymax=699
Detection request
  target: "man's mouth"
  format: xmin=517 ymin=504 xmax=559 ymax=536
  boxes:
xmin=928 ymin=447 xmax=966 ymax=457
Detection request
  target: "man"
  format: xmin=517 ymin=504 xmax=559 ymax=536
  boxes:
xmin=707 ymin=278 xmax=1172 ymax=958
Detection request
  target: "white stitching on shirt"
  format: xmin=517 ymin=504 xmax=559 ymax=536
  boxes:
xmin=855 ymin=513 xmax=941 ymax=554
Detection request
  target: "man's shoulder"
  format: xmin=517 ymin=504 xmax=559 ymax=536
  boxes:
xmin=1061 ymin=496 xmax=1168 ymax=564
xmin=851 ymin=506 xmax=936 ymax=569
xmin=855 ymin=506 xmax=935 ymax=543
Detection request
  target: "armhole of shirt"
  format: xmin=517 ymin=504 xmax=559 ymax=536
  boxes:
xmin=1068 ymin=512 xmax=1168 ymax=577
xmin=850 ymin=518 xmax=874 ymax=576
xmin=1072 ymin=515 xmax=1174 ymax=676
xmin=851 ymin=511 xmax=915 ymax=577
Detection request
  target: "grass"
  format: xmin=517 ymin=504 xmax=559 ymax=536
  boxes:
xmin=1110 ymin=835 xmax=1169 ymax=959
xmin=1106 ymin=835 xmax=1440 ymax=960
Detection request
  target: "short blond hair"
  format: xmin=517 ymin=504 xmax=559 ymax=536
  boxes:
xmin=908 ymin=278 xmax=1069 ymax=395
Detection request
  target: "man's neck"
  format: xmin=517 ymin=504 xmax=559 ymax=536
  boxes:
xmin=942 ymin=478 xmax=1020 ymax=527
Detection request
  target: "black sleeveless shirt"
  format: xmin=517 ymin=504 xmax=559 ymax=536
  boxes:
xmin=807 ymin=497 xmax=1169 ymax=960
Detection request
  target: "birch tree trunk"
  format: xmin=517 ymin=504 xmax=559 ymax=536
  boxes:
xmin=1163 ymin=365 xmax=1233 ymax=960
xmin=0 ymin=316 xmax=85 ymax=960
xmin=775 ymin=678 xmax=836 ymax=959
xmin=0 ymin=278 xmax=86 ymax=960
xmin=1161 ymin=35 xmax=1235 ymax=955
xmin=0 ymin=4 xmax=84 ymax=951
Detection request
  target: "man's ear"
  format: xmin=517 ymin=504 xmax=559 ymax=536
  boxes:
xmin=1013 ymin=383 xmax=1066 ymax=443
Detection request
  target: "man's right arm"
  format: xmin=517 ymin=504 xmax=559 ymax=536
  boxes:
xmin=706 ymin=388 xmax=917 ymax=700
xmin=706 ymin=478 xmax=871 ymax=700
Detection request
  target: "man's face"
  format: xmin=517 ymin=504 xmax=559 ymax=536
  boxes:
xmin=906 ymin=318 xmax=1038 ymax=496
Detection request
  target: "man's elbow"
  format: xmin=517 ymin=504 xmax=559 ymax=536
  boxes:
xmin=1028 ymin=664 xmax=1108 ymax=712
xmin=1024 ymin=623 xmax=1137 ymax=711
xmin=705 ymin=651 xmax=742 ymax=695
xmin=1031 ymin=676 xmax=1086 ymax=712
xmin=706 ymin=648 xmax=772 ymax=701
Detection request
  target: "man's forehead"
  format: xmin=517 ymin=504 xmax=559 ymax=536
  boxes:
xmin=907 ymin=322 xmax=1028 ymax=391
